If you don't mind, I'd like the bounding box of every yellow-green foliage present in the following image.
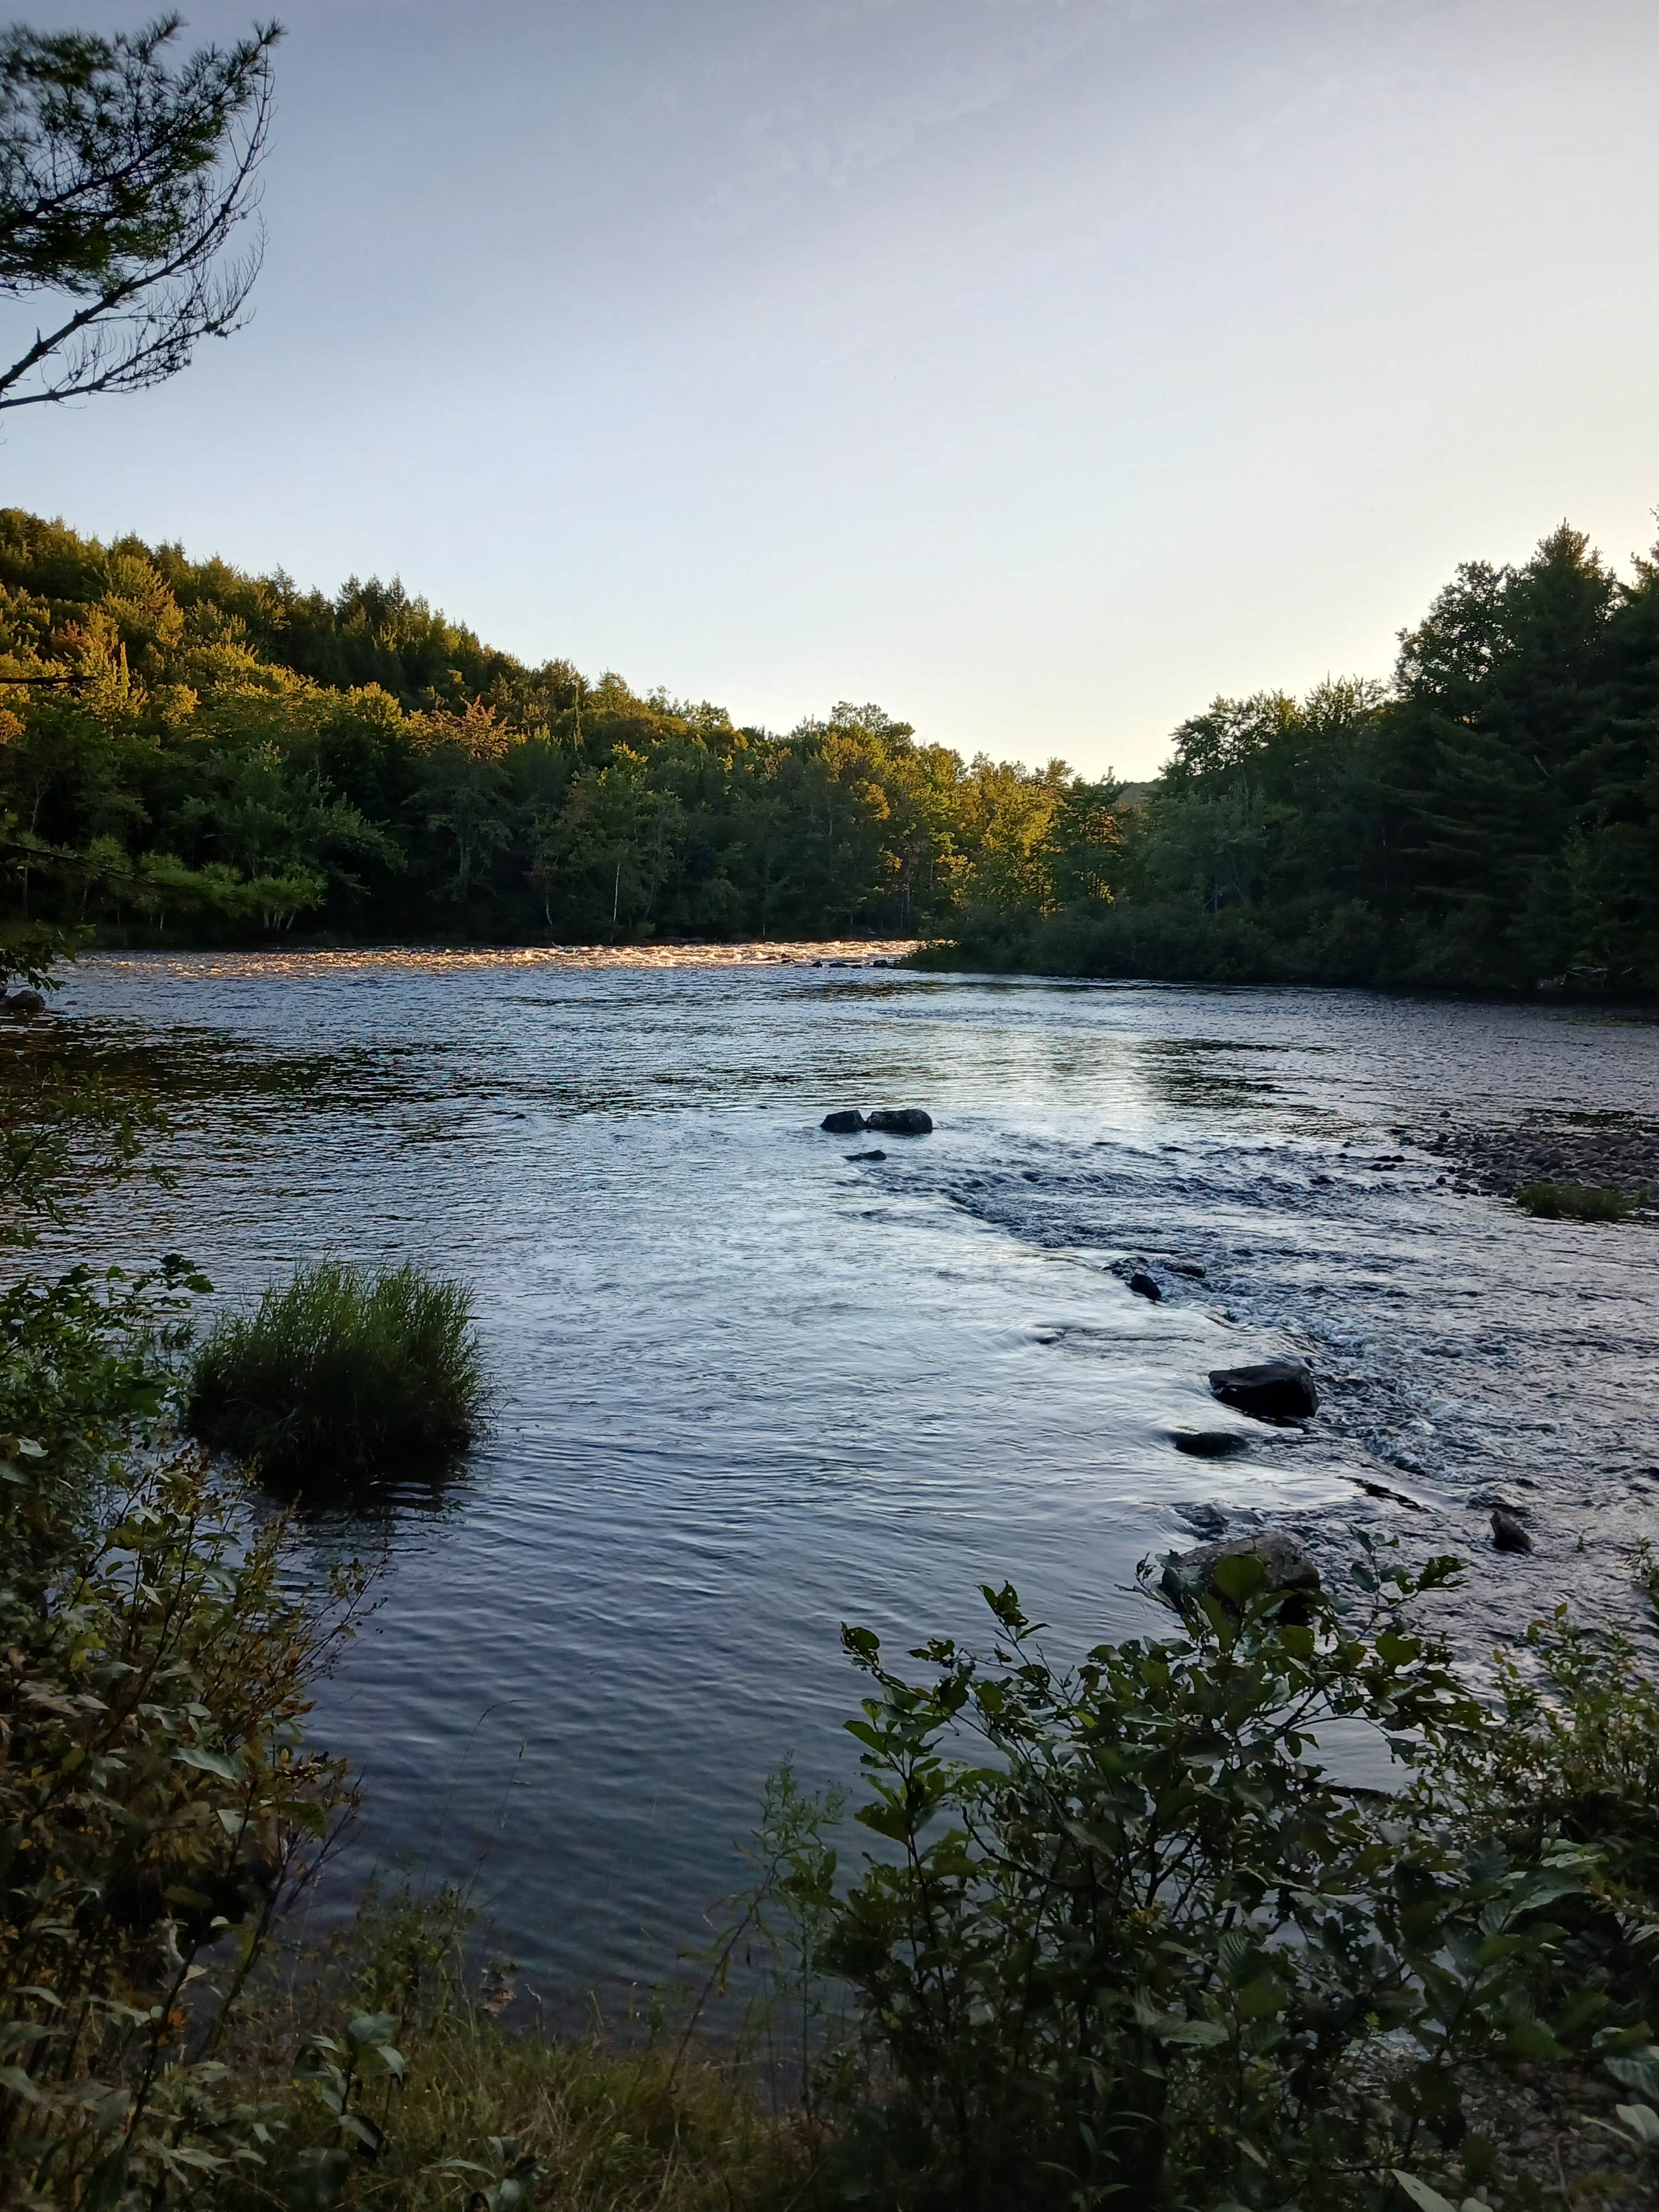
[0,507,1096,946]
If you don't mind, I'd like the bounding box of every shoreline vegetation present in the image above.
[3,508,1658,997]
[2,1005,1658,2209]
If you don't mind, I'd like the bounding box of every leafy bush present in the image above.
[187,1259,487,1484]
[1514,1179,1643,1221]
[815,1545,1656,2211]
[1412,1556,1659,2020]
[0,1444,363,2204]
[1,1038,362,2203]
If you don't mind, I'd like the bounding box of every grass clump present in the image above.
[187,1259,486,1483]
[1515,1178,1643,1221]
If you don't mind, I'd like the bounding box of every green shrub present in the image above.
[187,1260,487,1483]
[813,1545,1655,2212]
[1515,1179,1643,1220]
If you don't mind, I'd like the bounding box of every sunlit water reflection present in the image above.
[39,950,1659,2004]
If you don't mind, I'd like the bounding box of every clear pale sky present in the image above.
[4,0,1657,776]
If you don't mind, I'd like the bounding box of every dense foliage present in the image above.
[0,506,1097,947]
[950,525,1659,991]
[805,1552,1659,2211]
[3,510,1655,983]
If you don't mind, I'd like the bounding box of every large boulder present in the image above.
[2,987,46,1018]
[820,1109,865,1133]
[1208,1356,1318,1422]
[1160,1529,1320,1608]
[866,1107,933,1136]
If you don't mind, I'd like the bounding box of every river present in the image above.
[40,948,1659,2007]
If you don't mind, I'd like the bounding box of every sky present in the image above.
[3,0,1658,777]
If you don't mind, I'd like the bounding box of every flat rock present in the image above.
[820,1109,865,1133]
[866,1107,933,1136]
[845,1148,886,1162]
[1161,1529,1321,1606]
[1208,1355,1318,1422]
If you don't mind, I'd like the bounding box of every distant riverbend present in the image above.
[41,950,1659,2008]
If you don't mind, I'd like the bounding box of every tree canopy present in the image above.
[2,509,1655,989]
[0,12,279,410]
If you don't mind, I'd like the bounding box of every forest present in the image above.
[2,506,1657,991]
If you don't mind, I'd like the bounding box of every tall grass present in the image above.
[1515,1179,1643,1221]
[187,1259,487,1483]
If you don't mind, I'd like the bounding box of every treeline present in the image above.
[3,509,1657,987]
[0,509,1113,945]
[954,522,1659,992]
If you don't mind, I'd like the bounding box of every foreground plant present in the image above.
[1,1035,365,2203]
[818,1542,1654,2211]
[187,1258,487,1486]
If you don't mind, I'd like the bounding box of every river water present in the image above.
[40,949,1659,2006]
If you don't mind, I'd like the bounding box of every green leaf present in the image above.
[1392,2175,1460,2212]
[1504,2018,1566,2061]
[1160,2018,1230,2047]
[1606,2049,1659,2101]
[173,1745,241,1783]
[346,2011,399,2049]
[1234,1975,1285,2022]
[1615,2102,1659,2146]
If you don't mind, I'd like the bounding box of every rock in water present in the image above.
[845,1148,886,1162]
[2,988,46,1018]
[1171,1430,1248,1458]
[820,1109,865,1133]
[1208,1356,1318,1422]
[1491,1508,1534,1554]
[1128,1270,1161,1302]
[1160,1529,1321,1606]
[866,1108,933,1136]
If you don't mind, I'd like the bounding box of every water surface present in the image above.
[44,951,1659,2002]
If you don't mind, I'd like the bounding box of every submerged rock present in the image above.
[866,1107,933,1136]
[1170,1260,1207,1279]
[1171,1430,1249,1458]
[820,1109,865,1133]
[1161,1529,1321,1607]
[1128,1270,1161,1302]
[1208,1355,1318,1422]
[1491,1508,1535,1554]
[845,1148,887,1162]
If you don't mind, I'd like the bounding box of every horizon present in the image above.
[4,0,1657,776]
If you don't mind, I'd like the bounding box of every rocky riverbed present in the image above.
[1396,1109,1659,1203]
